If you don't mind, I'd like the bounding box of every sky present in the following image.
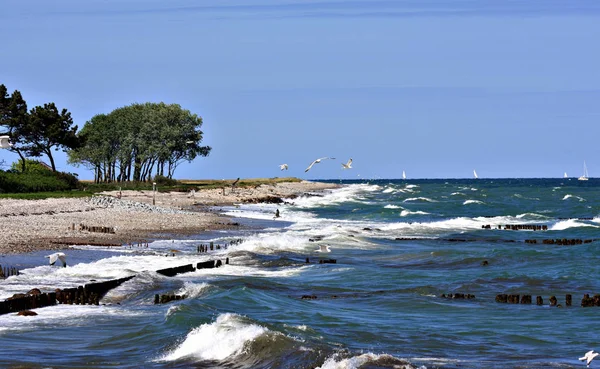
[1,0,600,180]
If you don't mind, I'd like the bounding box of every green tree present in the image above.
[0,84,30,172]
[69,102,210,182]
[20,103,82,172]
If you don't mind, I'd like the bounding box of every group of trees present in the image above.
[68,103,211,183]
[0,84,80,172]
[0,83,211,184]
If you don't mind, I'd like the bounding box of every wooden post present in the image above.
[566,294,572,307]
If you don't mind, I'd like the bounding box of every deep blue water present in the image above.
[1,178,600,368]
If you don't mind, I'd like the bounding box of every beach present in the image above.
[0,180,339,254]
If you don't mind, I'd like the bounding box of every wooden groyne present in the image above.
[0,258,228,315]
[0,265,20,279]
[482,224,548,231]
[493,293,600,307]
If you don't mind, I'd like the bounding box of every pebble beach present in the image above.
[0,180,339,254]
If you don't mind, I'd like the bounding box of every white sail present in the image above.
[578,161,589,181]
[473,170,478,179]
[564,172,568,178]
[402,170,406,180]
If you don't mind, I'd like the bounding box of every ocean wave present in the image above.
[562,194,586,202]
[382,187,395,193]
[516,213,551,220]
[384,204,402,209]
[158,313,268,362]
[450,192,466,196]
[463,200,484,205]
[550,219,599,231]
[176,282,211,299]
[316,353,419,369]
[400,210,429,217]
[403,197,437,203]
[292,184,379,208]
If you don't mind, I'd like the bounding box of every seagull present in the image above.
[0,135,13,149]
[315,244,331,253]
[580,350,599,367]
[279,164,288,171]
[305,157,335,172]
[46,252,67,267]
[341,158,352,169]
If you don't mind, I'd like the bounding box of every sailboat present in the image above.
[402,170,406,180]
[564,172,568,179]
[578,161,589,181]
[473,170,478,179]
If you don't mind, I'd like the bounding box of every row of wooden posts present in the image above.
[197,239,243,253]
[482,224,549,231]
[494,293,600,307]
[77,223,115,234]
[0,265,20,279]
[0,259,228,315]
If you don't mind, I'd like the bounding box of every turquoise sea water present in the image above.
[1,178,600,368]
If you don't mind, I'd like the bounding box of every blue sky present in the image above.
[1,0,600,180]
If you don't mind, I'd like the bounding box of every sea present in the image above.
[1,178,600,369]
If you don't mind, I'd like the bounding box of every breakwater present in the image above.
[0,258,227,315]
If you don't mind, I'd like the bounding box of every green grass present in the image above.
[0,191,95,200]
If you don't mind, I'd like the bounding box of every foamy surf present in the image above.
[463,200,484,205]
[158,313,268,362]
[316,352,420,369]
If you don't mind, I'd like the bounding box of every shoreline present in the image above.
[0,180,340,255]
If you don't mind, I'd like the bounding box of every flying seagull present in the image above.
[580,350,599,367]
[279,164,288,171]
[315,244,331,253]
[0,135,13,149]
[46,252,67,267]
[305,157,335,172]
[341,158,353,169]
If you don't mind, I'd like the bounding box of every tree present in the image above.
[0,84,30,172]
[20,103,82,172]
[69,102,211,182]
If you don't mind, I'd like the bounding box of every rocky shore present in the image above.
[0,180,339,254]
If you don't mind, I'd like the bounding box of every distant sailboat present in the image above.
[563,172,568,178]
[578,161,589,181]
[473,170,478,179]
[402,170,406,180]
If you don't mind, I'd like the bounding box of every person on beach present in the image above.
[274,209,280,218]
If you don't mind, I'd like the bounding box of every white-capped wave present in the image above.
[562,194,586,202]
[382,187,395,193]
[400,210,429,217]
[403,197,437,203]
[316,353,418,369]
[463,200,484,205]
[176,282,211,299]
[384,204,402,209]
[451,192,466,196]
[158,313,268,362]
[291,184,378,209]
[550,219,599,231]
[405,184,419,189]
[516,213,550,220]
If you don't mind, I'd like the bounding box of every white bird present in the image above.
[341,158,353,169]
[279,164,288,171]
[0,135,13,149]
[46,252,67,267]
[315,244,331,252]
[580,350,599,367]
[305,157,335,172]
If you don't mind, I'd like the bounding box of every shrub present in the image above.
[0,170,80,193]
[153,174,179,187]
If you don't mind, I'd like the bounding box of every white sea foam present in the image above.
[0,304,146,335]
[382,187,395,193]
[400,210,429,217]
[405,184,419,189]
[316,353,418,369]
[384,204,402,209]
[516,213,550,220]
[550,219,599,231]
[403,197,437,203]
[158,313,268,362]
[292,184,379,209]
[176,282,211,299]
[463,200,484,205]
[451,192,466,196]
[562,194,586,202]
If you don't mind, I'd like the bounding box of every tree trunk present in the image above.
[46,149,57,172]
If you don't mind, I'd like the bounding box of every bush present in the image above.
[10,159,53,174]
[0,170,80,193]
[154,174,179,187]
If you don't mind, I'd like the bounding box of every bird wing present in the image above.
[347,159,352,166]
[57,254,67,266]
[46,253,58,265]
[305,160,317,172]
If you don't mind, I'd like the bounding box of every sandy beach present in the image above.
[0,180,339,254]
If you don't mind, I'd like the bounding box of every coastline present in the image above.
[0,180,340,254]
